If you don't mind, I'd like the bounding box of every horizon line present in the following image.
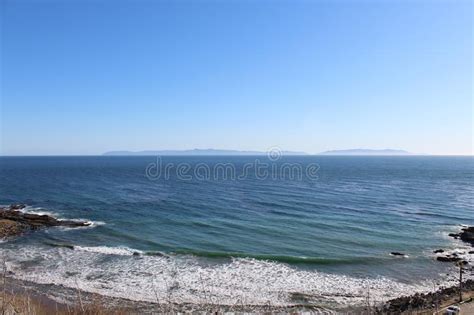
[1,154,474,157]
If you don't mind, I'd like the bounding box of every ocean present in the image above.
[0,156,473,308]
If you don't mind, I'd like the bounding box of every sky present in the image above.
[1,0,472,155]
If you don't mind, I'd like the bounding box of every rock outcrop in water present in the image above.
[0,204,90,238]
[432,226,474,264]
[436,256,462,263]
[390,252,406,257]
[449,226,474,247]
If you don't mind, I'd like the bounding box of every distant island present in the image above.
[103,148,416,156]
[318,149,413,156]
[103,149,308,156]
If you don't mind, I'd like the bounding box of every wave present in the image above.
[74,245,141,256]
[172,249,382,265]
[415,211,473,221]
[68,219,106,227]
[0,244,442,308]
[43,244,385,265]
[45,243,170,257]
[16,205,60,217]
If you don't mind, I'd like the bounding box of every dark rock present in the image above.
[448,227,474,247]
[459,227,474,246]
[45,242,75,250]
[132,252,141,256]
[433,249,444,253]
[469,251,474,254]
[379,280,474,313]
[9,204,26,210]
[436,256,461,262]
[56,243,75,250]
[0,204,91,238]
[390,252,406,256]
[0,211,89,228]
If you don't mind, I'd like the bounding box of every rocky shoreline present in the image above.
[378,225,474,314]
[378,280,474,314]
[430,226,474,264]
[449,226,474,247]
[0,204,90,238]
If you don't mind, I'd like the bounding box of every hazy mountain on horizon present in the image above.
[318,149,414,156]
[103,148,416,156]
[103,149,308,156]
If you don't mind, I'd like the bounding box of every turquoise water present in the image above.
[0,156,473,306]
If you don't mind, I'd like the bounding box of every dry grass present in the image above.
[0,287,129,315]
[0,258,127,315]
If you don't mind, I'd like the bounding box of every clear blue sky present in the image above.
[1,0,472,155]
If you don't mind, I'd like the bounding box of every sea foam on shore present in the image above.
[1,243,449,308]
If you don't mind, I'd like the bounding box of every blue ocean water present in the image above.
[0,156,473,306]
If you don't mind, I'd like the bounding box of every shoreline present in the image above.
[2,277,345,313]
[379,280,474,314]
[2,276,474,314]
[1,203,473,313]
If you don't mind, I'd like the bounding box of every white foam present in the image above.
[438,225,474,265]
[0,245,447,308]
[18,206,60,217]
[74,245,141,256]
[432,248,474,265]
[61,219,106,227]
[88,220,106,227]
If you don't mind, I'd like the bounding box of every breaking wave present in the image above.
[1,244,445,308]
[8,205,105,229]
